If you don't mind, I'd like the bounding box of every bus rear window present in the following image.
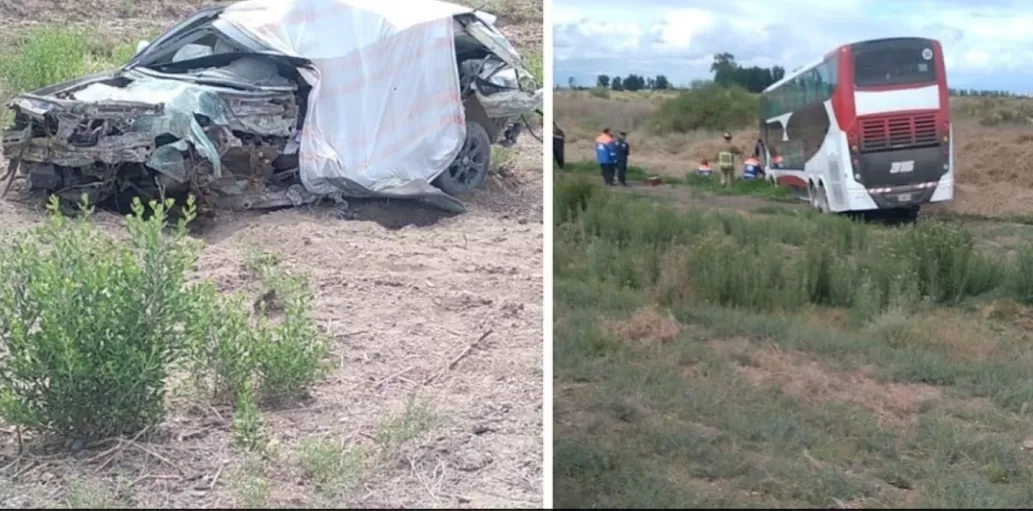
[853,41,937,88]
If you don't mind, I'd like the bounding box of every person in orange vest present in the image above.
[743,154,761,180]
[594,128,618,186]
[696,159,713,177]
[770,150,785,169]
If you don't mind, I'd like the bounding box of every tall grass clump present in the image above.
[185,252,328,404]
[554,175,598,224]
[648,83,758,134]
[554,180,1011,319]
[0,196,201,439]
[1010,243,1033,305]
[0,27,93,93]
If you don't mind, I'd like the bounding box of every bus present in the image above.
[758,37,953,220]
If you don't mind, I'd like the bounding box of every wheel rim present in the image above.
[448,135,487,185]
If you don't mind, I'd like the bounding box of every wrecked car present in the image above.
[1,0,542,214]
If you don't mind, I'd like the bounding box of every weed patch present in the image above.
[555,175,1033,508]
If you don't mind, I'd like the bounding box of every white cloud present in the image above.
[553,0,1033,92]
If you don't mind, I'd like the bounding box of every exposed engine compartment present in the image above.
[1,5,542,214]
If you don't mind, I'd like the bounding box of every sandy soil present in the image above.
[0,0,544,508]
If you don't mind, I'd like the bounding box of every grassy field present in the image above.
[554,87,1033,218]
[559,160,797,202]
[554,174,1033,508]
[0,1,544,508]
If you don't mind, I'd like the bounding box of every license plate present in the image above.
[897,193,912,202]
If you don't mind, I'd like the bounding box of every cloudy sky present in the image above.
[553,0,1033,93]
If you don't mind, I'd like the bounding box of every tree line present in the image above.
[950,88,1027,98]
[578,73,671,91]
[560,52,1024,98]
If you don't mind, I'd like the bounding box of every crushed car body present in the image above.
[1,0,542,213]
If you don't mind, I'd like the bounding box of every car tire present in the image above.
[434,121,491,196]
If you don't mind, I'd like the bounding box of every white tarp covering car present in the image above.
[1,0,542,213]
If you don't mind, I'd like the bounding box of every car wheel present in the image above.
[434,121,491,196]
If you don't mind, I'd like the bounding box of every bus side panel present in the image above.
[808,100,879,213]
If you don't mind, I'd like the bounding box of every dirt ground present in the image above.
[0,0,543,508]
[555,89,1033,218]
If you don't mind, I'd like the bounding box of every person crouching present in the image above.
[743,154,761,181]
[696,159,713,177]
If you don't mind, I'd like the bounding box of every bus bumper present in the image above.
[929,174,954,203]
[843,173,952,210]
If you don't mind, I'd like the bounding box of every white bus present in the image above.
[759,37,954,221]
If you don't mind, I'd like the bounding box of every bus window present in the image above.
[853,39,937,88]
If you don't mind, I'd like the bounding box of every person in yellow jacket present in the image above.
[717,132,742,187]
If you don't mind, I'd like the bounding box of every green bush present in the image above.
[0,196,201,439]
[0,195,328,441]
[648,84,758,134]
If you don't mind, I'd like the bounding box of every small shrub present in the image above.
[185,266,328,404]
[231,382,267,454]
[298,439,364,493]
[183,285,259,401]
[1011,243,1033,305]
[554,175,598,224]
[253,269,328,401]
[895,220,975,304]
[0,196,200,439]
[649,83,758,134]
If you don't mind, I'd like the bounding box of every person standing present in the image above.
[595,128,618,186]
[553,122,566,170]
[717,132,742,187]
[614,131,631,186]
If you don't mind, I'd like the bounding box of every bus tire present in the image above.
[809,183,831,214]
[899,207,919,223]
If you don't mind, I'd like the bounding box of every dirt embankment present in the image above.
[556,89,1033,217]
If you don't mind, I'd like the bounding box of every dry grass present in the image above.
[555,184,1033,508]
[556,89,1033,217]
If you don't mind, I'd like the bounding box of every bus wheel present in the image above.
[898,207,919,223]
[809,183,830,214]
